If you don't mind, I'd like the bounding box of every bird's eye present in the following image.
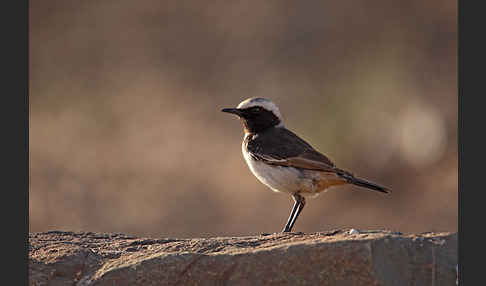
[253,107,262,112]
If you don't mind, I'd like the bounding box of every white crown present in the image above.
[237,98,283,121]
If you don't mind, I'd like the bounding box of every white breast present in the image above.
[242,137,308,195]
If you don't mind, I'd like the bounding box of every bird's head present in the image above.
[222,97,283,134]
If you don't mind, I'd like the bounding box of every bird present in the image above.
[222,97,391,233]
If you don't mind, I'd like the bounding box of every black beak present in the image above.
[221,108,243,117]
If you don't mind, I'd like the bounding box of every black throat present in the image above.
[241,109,281,134]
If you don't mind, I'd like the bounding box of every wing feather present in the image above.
[246,127,336,172]
[250,151,336,172]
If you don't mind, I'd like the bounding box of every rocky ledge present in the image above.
[29,229,457,286]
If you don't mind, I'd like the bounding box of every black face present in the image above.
[222,106,281,133]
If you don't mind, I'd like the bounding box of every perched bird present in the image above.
[222,97,391,233]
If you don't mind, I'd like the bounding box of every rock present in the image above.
[348,228,360,235]
[29,229,457,286]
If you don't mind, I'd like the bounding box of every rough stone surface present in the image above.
[29,229,457,286]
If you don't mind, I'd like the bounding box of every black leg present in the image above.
[287,194,306,232]
[282,193,306,233]
[282,198,300,232]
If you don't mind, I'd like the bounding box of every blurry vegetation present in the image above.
[30,0,457,237]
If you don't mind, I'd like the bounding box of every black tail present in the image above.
[335,169,391,194]
[349,177,391,194]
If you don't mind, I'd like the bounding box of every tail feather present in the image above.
[349,177,391,194]
[335,168,391,194]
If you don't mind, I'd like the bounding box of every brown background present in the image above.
[30,0,457,238]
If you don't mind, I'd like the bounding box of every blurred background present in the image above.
[30,0,457,238]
